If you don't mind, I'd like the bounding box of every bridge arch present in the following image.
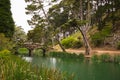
[24,42,46,57]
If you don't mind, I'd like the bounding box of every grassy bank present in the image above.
[49,51,84,60]
[0,50,73,80]
[91,54,120,64]
[49,51,120,64]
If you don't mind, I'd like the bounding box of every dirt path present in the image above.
[66,49,120,56]
[54,45,120,56]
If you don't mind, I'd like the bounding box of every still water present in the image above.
[25,57,120,80]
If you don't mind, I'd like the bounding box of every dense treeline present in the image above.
[0,0,14,37]
[25,0,120,54]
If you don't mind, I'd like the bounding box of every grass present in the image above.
[0,54,74,80]
[91,53,120,64]
[49,51,84,60]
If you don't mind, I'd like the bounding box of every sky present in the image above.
[10,0,32,33]
[10,0,60,33]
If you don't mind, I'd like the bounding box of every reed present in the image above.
[0,55,74,80]
[49,51,84,60]
[91,53,120,64]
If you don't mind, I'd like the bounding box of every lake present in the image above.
[24,57,120,80]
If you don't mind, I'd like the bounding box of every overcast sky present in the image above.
[10,0,60,33]
[10,0,32,33]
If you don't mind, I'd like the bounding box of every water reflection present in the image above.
[50,58,57,69]
[22,57,32,62]
[23,57,120,80]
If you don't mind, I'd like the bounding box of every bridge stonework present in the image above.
[24,42,45,56]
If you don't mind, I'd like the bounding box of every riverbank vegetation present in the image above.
[0,50,74,80]
[49,51,84,60]
[91,54,120,64]
[0,0,120,79]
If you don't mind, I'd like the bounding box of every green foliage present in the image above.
[33,49,43,56]
[114,55,120,64]
[91,26,112,47]
[61,36,74,48]
[0,33,14,51]
[61,34,83,49]
[17,48,29,55]
[49,51,84,60]
[0,49,11,58]
[91,54,99,62]
[0,55,73,80]
[72,40,83,48]
[0,0,15,37]
[13,26,27,42]
[91,54,120,64]
[117,41,120,50]
[78,53,84,60]
[99,54,111,62]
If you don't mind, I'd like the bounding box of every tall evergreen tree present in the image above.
[0,0,15,37]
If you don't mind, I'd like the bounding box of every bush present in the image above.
[117,41,120,50]
[78,53,84,59]
[17,48,29,55]
[91,26,112,47]
[99,54,111,62]
[0,33,14,50]
[61,37,74,48]
[91,54,99,62]
[72,40,83,48]
[49,51,84,60]
[114,55,120,64]
[0,49,11,60]
[33,49,43,56]
[0,49,11,56]
[61,36,83,49]
[91,32,104,47]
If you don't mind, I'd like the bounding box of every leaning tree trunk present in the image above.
[56,34,66,52]
[57,39,66,52]
[78,27,91,55]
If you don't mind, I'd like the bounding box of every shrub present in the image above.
[61,37,74,48]
[0,49,11,56]
[17,48,29,55]
[49,51,84,60]
[117,41,120,50]
[114,55,120,64]
[33,49,43,56]
[0,49,11,60]
[99,54,111,62]
[91,54,99,62]
[91,26,112,47]
[78,53,84,59]
[72,40,83,48]
[0,33,14,50]
[61,36,83,49]
[91,32,104,47]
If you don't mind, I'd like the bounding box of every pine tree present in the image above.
[0,0,15,37]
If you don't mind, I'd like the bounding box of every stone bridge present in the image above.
[24,42,46,56]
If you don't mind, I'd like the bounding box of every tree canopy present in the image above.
[25,0,120,54]
[0,0,15,37]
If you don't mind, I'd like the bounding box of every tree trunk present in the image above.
[56,34,66,52]
[57,39,66,52]
[28,49,32,56]
[78,27,91,55]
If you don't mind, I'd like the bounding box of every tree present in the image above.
[91,0,120,30]
[0,0,15,37]
[58,0,93,55]
[25,0,66,51]
[12,26,27,47]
